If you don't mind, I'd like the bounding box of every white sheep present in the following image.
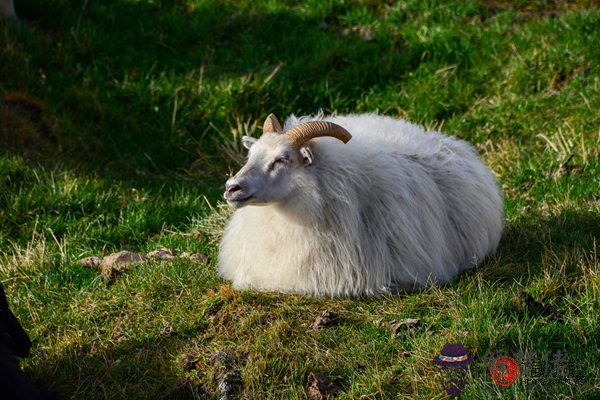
[219,112,504,297]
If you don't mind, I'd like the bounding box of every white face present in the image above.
[223,133,313,209]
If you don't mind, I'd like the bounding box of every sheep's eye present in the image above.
[270,157,288,170]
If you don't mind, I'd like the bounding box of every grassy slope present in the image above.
[1,0,599,399]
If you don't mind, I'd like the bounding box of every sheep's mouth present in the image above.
[227,195,254,208]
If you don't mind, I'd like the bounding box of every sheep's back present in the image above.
[309,114,503,287]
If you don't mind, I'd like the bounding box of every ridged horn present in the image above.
[284,121,352,146]
[263,113,283,134]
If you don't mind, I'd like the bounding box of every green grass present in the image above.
[1,0,599,399]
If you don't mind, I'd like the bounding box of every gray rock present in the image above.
[101,251,148,279]
[204,300,225,318]
[307,311,339,332]
[180,251,211,264]
[78,256,102,269]
[148,248,177,260]
[217,372,243,400]
[390,318,421,338]
[307,372,341,400]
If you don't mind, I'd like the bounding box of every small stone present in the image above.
[147,248,177,260]
[307,311,339,332]
[389,318,421,339]
[101,251,148,279]
[514,291,547,313]
[553,164,584,179]
[307,372,341,400]
[78,256,101,269]
[391,318,420,331]
[353,25,375,41]
[204,300,225,318]
[180,252,211,264]
[514,291,535,305]
[217,372,243,400]
[191,252,211,264]
[514,291,564,322]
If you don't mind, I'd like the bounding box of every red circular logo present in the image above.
[490,356,520,386]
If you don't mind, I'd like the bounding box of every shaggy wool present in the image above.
[219,113,504,297]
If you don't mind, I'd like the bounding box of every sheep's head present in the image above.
[224,114,352,208]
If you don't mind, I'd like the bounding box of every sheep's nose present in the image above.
[226,182,242,195]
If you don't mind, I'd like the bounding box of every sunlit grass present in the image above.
[1,0,599,399]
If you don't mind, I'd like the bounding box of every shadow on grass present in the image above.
[489,208,600,279]
[30,327,209,399]
[3,0,493,183]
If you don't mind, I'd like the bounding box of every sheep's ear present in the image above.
[242,136,257,150]
[300,145,314,166]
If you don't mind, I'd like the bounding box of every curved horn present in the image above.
[263,113,283,134]
[284,121,352,146]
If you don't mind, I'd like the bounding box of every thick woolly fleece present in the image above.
[219,113,504,297]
